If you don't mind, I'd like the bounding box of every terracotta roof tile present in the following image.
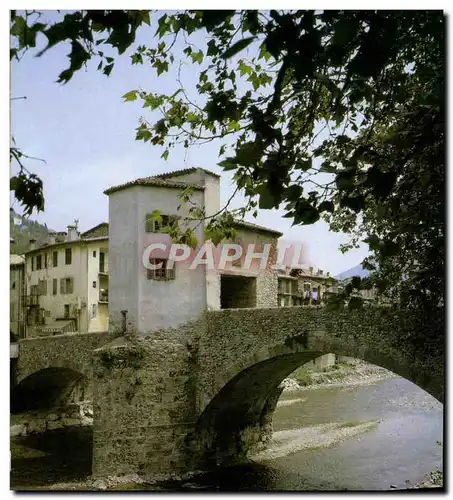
[232,219,283,237]
[104,177,204,195]
[153,167,221,179]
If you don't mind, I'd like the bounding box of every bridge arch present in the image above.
[190,306,444,469]
[11,366,88,414]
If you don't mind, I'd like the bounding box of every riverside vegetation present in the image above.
[281,360,395,392]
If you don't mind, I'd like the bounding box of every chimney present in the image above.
[319,269,323,276]
[67,225,79,242]
[326,271,330,277]
[56,231,67,243]
[48,232,56,245]
[29,239,36,251]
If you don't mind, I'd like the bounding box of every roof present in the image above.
[81,222,109,238]
[232,219,283,237]
[153,167,221,180]
[104,177,205,195]
[291,268,336,281]
[24,236,108,255]
[10,254,25,266]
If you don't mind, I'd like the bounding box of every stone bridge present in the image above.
[11,331,114,413]
[11,306,444,480]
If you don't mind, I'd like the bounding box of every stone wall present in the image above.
[15,331,115,385]
[91,325,201,479]
[255,238,278,308]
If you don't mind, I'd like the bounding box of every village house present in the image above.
[22,223,109,337]
[104,167,282,334]
[277,266,338,306]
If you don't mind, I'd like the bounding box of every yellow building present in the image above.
[23,223,109,337]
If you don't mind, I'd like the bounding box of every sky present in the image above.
[10,11,369,276]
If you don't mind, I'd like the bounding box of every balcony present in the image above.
[98,265,108,277]
[99,289,108,304]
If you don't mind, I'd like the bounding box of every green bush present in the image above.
[293,367,312,386]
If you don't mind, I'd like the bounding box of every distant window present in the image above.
[53,278,57,295]
[65,248,72,265]
[60,277,74,294]
[36,255,42,270]
[145,214,178,233]
[93,281,97,288]
[93,250,97,258]
[64,305,70,318]
[53,251,58,267]
[147,259,175,280]
[91,304,97,318]
[12,282,16,290]
[99,252,105,273]
[31,256,34,271]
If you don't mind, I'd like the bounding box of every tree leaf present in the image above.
[122,90,138,102]
[222,36,256,59]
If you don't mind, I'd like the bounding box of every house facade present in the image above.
[104,167,282,336]
[277,266,338,306]
[22,224,109,337]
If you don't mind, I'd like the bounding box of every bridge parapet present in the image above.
[15,331,116,385]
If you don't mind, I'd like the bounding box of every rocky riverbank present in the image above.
[280,361,396,392]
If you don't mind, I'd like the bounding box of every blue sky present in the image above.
[10,11,368,275]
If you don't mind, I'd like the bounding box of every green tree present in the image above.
[10,10,444,309]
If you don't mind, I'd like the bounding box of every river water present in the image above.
[11,377,443,491]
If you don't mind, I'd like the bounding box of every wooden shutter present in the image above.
[145,214,155,233]
[60,278,65,294]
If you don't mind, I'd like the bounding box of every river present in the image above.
[10,377,443,491]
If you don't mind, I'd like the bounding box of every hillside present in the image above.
[335,263,370,281]
[10,210,52,255]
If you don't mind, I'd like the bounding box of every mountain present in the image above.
[10,209,52,255]
[335,263,370,281]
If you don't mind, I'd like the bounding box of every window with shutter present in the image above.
[145,214,178,233]
[53,278,57,295]
[53,251,58,267]
[60,278,65,294]
[147,259,175,280]
[65,248,72,265]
